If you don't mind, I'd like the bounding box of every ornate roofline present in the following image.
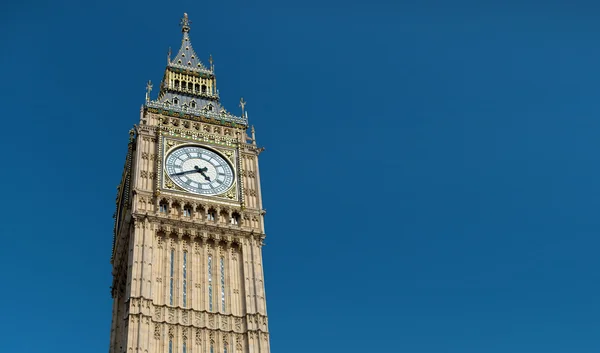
[145,102,248,126]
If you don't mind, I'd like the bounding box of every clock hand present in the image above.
[171,169,199,176]
[194,165,211,181]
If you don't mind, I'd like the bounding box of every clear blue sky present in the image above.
[1,1,600,352]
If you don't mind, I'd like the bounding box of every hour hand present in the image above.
[194,165,211,181]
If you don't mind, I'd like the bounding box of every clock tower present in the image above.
[109,13,271,353]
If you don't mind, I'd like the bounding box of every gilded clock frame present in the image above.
[157,135,240,201]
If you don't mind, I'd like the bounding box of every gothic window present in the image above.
[207,104,213,111]
[210,344,214,353]
[174,80,180,89]
[220,257,226,311]
[183,342,187,353]
[183,251,188,307]
[195,84,200,92]
[159,202,168,213]
[224,343,228,353]
[173,97,179,105]
[207,209,216,221]
[230,213,240,225]
[183,206,192,217]
[201,85,207,93]
[188,82,193,90]
[169,249,174,305]
[208,255,213,311]
[190,101,196,108]
[169,339,173,353]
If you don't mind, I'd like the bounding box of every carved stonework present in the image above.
[195,328,202,345]
[236,334,242,344]
[182,328,188,340]
[195,311,203,326]
[154,324,161,340]
[221,317,228,330]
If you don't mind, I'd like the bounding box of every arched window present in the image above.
[173,97,179,105]
[190,101,196,108]
[195,84,200,92]
[174,80,180,89]
[159,201,168,213]
[207,209,216,221]
[188,82,193,91]
[201,85,207,93]
[230,212,241,225]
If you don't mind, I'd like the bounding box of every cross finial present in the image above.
[145,80,153,102]
[209,54,214,71]
[180,13,191,32]
[239,97,246,116]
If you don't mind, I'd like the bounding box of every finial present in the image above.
[251,125,256,145]
[167,47,171,64]
[180,13,191,33]
[145,80,153,102]
[209,54,214,71]
[129,128,135,142]
[239,97,246,117]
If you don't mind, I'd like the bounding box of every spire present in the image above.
[168,13,208,72]
[239,97,246,117]
[145,13,248,128]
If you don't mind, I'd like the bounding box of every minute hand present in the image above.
[171,169,199,176]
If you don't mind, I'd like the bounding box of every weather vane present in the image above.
[180,13,191,32]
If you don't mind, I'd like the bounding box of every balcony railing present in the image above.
[171,86,219,99]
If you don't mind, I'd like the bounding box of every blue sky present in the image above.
[2,1,600,352]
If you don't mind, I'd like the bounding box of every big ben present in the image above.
[110,13,271,353]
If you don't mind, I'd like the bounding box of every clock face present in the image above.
[165,145,235,195]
